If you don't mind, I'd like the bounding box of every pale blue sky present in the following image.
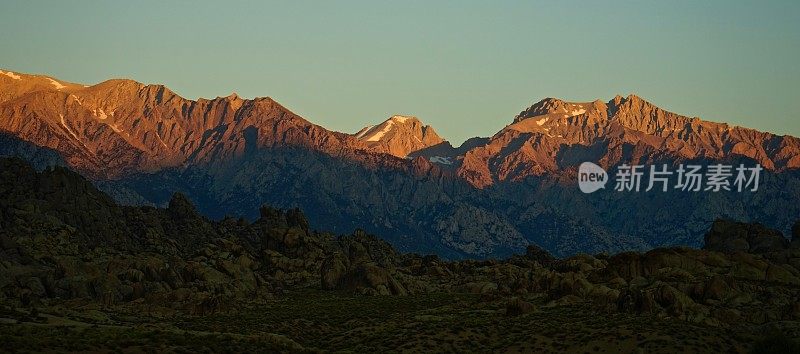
[1,0,798,144]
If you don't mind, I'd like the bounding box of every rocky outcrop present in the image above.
[524,244,556,266]
[704,219,791,254]
[2,157,800,333]
[0,157,330,307]
[319,230,413,295]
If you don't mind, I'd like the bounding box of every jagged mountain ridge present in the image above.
[451,95,800,187]
[2,69,798,183]
[1,69,799,259]
[0,69,429,179]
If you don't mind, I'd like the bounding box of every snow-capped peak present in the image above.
[364,120,395,142]
[353,115,446,157]
[355,115,419,142]
[390,115,414,123]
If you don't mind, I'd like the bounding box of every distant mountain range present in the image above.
[2,68,799,258]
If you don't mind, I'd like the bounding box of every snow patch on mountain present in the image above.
[391,115,410,123]
[1,70,21,80]
[48,78,66,90]
[107,123,123,133]
[93,108,108,120]
[354,125,374,139]
[366,121,394,142]
[156,132,168,148]
[59,114,85,147]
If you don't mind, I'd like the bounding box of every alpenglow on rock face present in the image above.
[2,69,799,259]
[454,95,800,188]
[353,115,445,158]
[0,70,375,179]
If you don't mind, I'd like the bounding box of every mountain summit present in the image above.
[456,94,800,187]
[0,69,368,178]
[353,115,445,157]
[2,69,799,259]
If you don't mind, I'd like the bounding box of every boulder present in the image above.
[703,275,733,302]
[336,263,407,295]
[461,281,498,294]
[606,252,643,279]
[19,276,47,298]
[167,193,200,220]
[525,244,555,265]
[654,284,698,318]
[506,297,534,316]
[730,252,769,281]
[120,269,145,283]
[765,264,800,285]
[286,208,309,230]
[320,253,347,290]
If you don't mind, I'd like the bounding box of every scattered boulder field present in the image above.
[1,157,799,352]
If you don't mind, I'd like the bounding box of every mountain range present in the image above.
[1,68,799,258]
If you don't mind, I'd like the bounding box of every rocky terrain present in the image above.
[449,95,800,188]
[1,157,800,352]
[1,69,799,260]
[0,70,420,179]
[0,132,65,170]
[353,115,445,158]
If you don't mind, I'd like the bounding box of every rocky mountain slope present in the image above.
[444,95,800,187]
[0,69,402,179]
[4,69,798,183]
[0,132,65,170]
[353,115,445,158]
[1,157,799,352]
[1,69,799,259]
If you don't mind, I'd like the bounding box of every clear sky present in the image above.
[1,0,798,144]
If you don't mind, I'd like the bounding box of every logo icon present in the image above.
[578,162,608,193]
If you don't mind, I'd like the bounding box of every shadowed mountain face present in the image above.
[1,69,799,258]
[2,156,800,352]
[0,132,66,170]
